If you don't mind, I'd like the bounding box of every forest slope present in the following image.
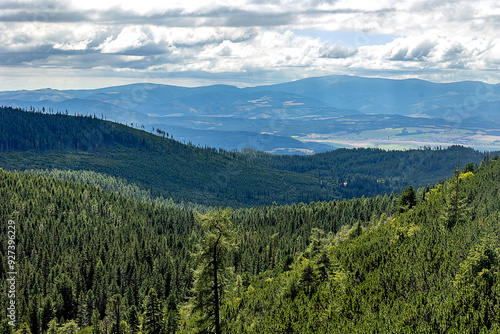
[0,106,489,207]
[0,107,332,207]
[0,167,396,333]
[212,156,500,333]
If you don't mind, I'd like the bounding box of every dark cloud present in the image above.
[0,51,51,65]
[0,1,393,29]
[0,44,57,65]
[0,10,89,23]
[389,47,409,61]
[32,52,178,71]
[409,40,434,59]
[222,10,296,27]
[0,40,177,70]
[0,1,87,23]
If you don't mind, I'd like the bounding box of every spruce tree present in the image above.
[397,185,416,213]
[15,323,32,334]
[443,167,468,229]
[91,310,101,334]
[105,294,124,334]
[187,208,238,334]
[164,295,179,334]
[127,306,139,334]
[0,319,14,334]
[142,289,162,334]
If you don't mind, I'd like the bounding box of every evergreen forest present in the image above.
[0,107,489,207]
[1,106,500,333]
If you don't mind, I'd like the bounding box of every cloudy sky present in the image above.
[1,0,499,90]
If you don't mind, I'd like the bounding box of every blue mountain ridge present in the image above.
[1,75,500,153]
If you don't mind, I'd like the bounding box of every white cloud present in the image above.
[0,0,499,90]
[319,43,358,59]
[97,26,150,53]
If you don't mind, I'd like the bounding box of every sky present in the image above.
[1,0,499,90]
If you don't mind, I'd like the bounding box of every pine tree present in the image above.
[59,320,79,334]
[47,319,58,334]
[76,291,88,328]
[398,185,417,213]
[127,306,139,334]
[164,295,179,334]
[39,296,56,333]
[142,289,162,334]
[442,167,468,229]
[0,319,14,334]
[28,297,40,334]
[15,323,31,334]
[91,310,101,334]
[105,294,125,334]
[187,208,238,334]
[85,290,96,328]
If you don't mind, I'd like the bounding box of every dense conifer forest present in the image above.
[1,106,500,333]
[0,106,489,207]
[210,158,500,333]
[0,167,396,333]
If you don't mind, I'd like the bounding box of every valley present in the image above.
[295,126,500,151]
[3,0,500,332]
[1,76,500,333]
[2,75,499,154]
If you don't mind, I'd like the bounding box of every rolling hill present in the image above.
[0,106,491,207]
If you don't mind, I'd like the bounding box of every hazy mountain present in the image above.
[2,75,500,152]
[255,75,500,116]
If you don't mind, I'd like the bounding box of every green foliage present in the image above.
[0,166,396,334]
[184,209,238,334]
[397,185,416,213]
[442,168,470,229]
[126,306,139,334]
[0,107,335,207]
[0,320,14,334]
[90,310,101,334]
[142,289,162,334]
[58,320,79,334]
[454,239,498,288]
[239,145,487,198]
[1,107,498,333]
[0,107,489,207]
[47,319,58,334]
[105,295,125,334]
[217,155,500,333]
[164,295,179,334]
[14,324,31,334]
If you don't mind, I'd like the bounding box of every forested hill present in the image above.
[0,166,396,334]
[239,145,488,191]
[2,142,500,333]
[0,106,333,207]
[0,106,490,207]
[213,156,500,333]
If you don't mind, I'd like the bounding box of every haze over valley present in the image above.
[2,75,500,154]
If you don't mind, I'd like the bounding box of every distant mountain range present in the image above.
[2,75,500,153]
